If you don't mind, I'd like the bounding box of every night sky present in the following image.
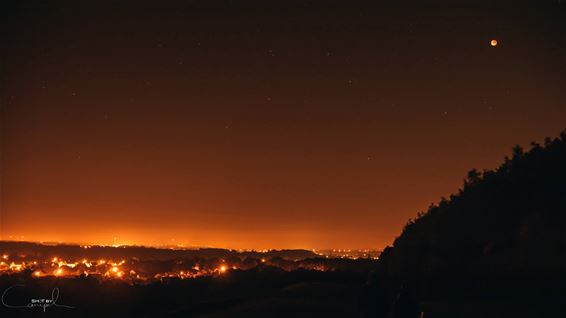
[1,0,565,249]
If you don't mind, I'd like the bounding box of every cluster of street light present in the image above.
[0,253,238,282]
[0,248,380,283]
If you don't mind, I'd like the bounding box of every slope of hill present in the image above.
[363,130,566,317]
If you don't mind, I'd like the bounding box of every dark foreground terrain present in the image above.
[0,268,366,318]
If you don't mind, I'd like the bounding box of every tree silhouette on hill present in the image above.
[362,129,566,317]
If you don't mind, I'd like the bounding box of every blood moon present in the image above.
[490,39,498,47]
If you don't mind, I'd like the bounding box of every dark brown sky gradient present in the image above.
[1,0,565,249]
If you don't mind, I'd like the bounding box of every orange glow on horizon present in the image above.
[0,230,386,251]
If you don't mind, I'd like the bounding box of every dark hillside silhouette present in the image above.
[362,129,566,317]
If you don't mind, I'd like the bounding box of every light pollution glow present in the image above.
[2,1,564,251]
